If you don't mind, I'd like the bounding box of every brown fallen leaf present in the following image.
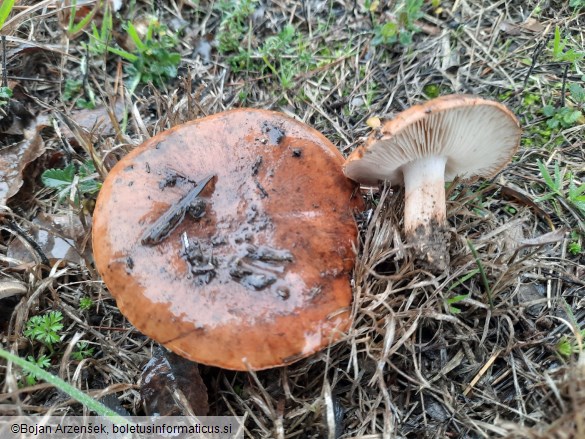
[7,212,90,265]
[499,21,523,36]
[516,228,569,248]
[499,18,545,36]
[140,347,209,416]
[58,101,125,144]
[0,118,46,205]
[520,18,546,33]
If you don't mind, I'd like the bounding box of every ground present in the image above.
[0,0,584,438]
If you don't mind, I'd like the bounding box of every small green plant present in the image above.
[84,8,180,91]
[570,0,585,9]
[568,241,582,255]
[568,231,583,255]
[549,26,583,64]
[536,160,585,218]
[423,84,440,99]
[542,83,585,130]
[79,296,94,311]
[568,83,585,102]
[256,24,317,89]
[503,204,517,215]
[85,6,114,56]
[217,0,256,56]
[520,92,564,148]
[557,329,585,356]
[556,302,584,357]
[23,354,51,386]
[121,19,181,91]
[62,79,95,109]
[444,268,480,314]
[0,86,12,108]
[72,342,94,361]
[41,159,101,205]
[216,1,321,90]
[24,311,64,348]
[63,79,83,102]
[372,0,424,46]
[542,105,582,129]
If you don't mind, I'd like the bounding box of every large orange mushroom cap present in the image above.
[93,109,363,371]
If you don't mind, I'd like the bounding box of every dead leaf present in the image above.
[58,101,125,143]
[7,212,90,265]
[500,18,545,35]
[502,218,526,253]
[516,284,546,317]
[520,18,545,33]
[0,119,46,205]
[499,21,522,36]
[140,347,209,416]
[516,228,568,248]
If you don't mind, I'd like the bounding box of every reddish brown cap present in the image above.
[93,109,363,371]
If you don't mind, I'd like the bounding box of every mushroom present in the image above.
[92,109,363,371]
[343,95,521,271]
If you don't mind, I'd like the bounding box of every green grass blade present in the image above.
[467,240,493,310]
[67,0,77,32]
[0,347,124,419]
[0,0,15,30]
[537,160,560,194]
[447,268,480,292]
[107,46,139,62]
[126,22,147,52]
[69,1,97,35]
[553,26,563,59]
[569,180,585,197]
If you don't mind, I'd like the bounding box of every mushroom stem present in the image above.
[402,155,449,270]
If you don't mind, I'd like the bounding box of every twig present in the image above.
[560,63,569,108]
[522,35,551,90]
[4,218,50,267]
[1,36,7,87]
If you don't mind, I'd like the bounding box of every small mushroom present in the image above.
[343,95,521,271]
[93,109,363,371]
